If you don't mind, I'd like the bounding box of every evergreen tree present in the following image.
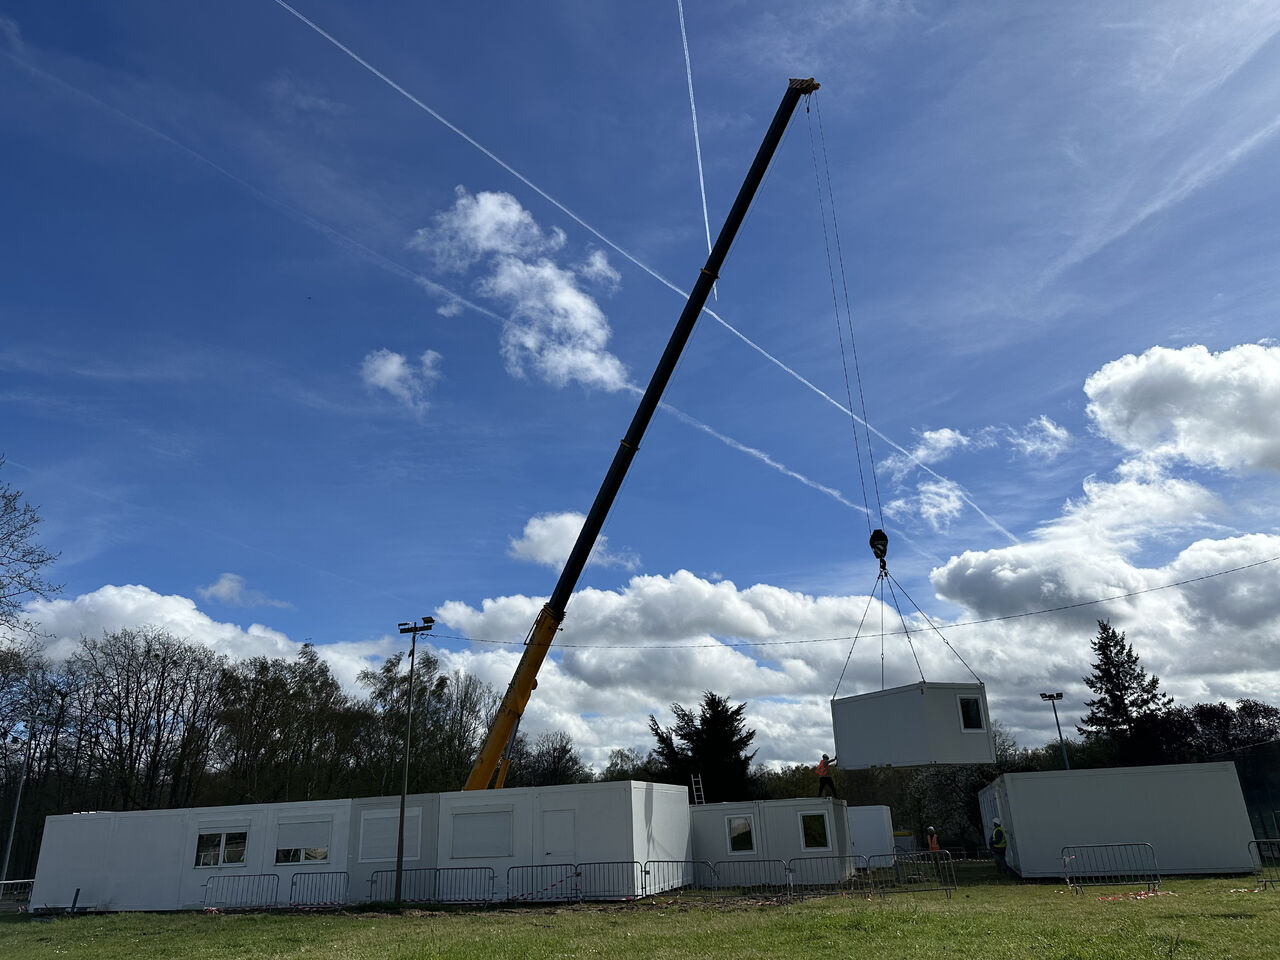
[1077,620,1172,758]
[648,691,757,802]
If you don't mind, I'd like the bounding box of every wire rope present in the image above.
[888,572,982,683]
[807,99,873,531]
[832,580,879,699]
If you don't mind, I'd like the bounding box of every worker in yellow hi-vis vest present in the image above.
[990,818,1010,877]
[816,753,838,798]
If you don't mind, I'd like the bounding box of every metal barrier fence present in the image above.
[368,867,495,904]
[709,859,790,896]
[577,861,645,900]
[642,859,719,897]
[506,863,579,903]
[204,873,280,910]
[867,851,957,899]
[1061,843,1160,893]
[290,871,349,907]
[788,855,873,897]
[1249,840,1280,889]
[0,879,33,910]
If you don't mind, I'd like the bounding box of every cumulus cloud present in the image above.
[411,188,628,393]
[412,186,565,272]
[360,348,442,414]
[1085,343,1280,472]
[24,584,392,692]
[507,512,640,571]
[198,573,292,609]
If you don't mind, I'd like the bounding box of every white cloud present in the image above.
[576,249,621,291]
[412,186,565,272]
[1085,343,1280,472]
[198,572,292,609]
[1007,415,1072,460]
[507,512,640,571]
[24,584,391,692]
[360,348,442,415]
[886,477,968,532]
[411,188,628,393]
[881,427,972,480]
[483,257,627,391]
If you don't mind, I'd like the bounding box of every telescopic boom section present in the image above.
[464,78,820,790]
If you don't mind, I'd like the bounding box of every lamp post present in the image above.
[393,617,433,906]
[1040,692,1070,770]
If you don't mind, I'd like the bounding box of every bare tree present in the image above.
[0,457,59,639]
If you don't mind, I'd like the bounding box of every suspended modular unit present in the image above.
[977,762,1255,878]
[831,681,996,768]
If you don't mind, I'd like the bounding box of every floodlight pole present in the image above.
[394,617,434,905]
[1,723,33,883]
[1040,692,1069,770]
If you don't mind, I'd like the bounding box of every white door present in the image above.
[542,808,576,862]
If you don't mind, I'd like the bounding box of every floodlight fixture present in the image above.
[1038,691,1070,769]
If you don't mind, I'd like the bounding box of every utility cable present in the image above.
[424,553,1280,650]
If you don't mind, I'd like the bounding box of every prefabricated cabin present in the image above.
[977,762,1256,878]
[831,681,996,768]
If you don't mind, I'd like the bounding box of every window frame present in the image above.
[724,814,756,856]
[956,694,987,733]
[193,829,249,869]
[797,810,833,853]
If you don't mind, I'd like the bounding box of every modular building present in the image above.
[845,804,894,859]
[29,780,690,911]
[831,681,996,768]
[688,797,849,888]
[977,762,1256,878]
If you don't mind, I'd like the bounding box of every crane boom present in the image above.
[464,77,820,790]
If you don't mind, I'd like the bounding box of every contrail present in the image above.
[269,1,1019,544]
[675,0,714,298]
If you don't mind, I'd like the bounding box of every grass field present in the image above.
[3,874,1276,960]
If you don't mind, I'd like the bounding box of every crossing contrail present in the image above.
[675,0,715,298]
[269,1,1018,545]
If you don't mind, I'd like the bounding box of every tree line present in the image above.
[0,628,595,878]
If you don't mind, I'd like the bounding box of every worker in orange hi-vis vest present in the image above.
[816,753,838,797]
[926,826,941,853]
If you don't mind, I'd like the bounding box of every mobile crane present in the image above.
[465,78,821,790]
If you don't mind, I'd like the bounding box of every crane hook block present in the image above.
[869,529,889,561]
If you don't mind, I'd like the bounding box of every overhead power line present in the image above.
[426,553,1280,650]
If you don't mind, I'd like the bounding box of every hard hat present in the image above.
[993,818,1002,826]
[926,826,935,832]
[822,753,829,759]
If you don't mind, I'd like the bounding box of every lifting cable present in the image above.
[810,97,981,698]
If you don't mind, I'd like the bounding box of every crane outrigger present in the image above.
[465,78,821,790]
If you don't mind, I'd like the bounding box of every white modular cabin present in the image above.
[977,762,1256,878]
[689,798,849,887]
[29,798,355,912]
[436,780,691,899]
[29,781,690,911]
[831,681,996,768]
[845,805,895,859]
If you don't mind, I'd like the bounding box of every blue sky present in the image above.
[4,1,1279,769]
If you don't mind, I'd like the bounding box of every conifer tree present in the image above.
[1077,619,1173,742]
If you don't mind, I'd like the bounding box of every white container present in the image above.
[845,804,895,859]
[977,762,1256,878]
[831,681,996,768]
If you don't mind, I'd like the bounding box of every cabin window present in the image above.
[275,819,331,865]
[194,830,247,867]
[800,813,831,850]
[958,696,985,731]
[726,816,755,854]
[359,808,420,862]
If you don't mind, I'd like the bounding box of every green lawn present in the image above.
[3,875,1276,960]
